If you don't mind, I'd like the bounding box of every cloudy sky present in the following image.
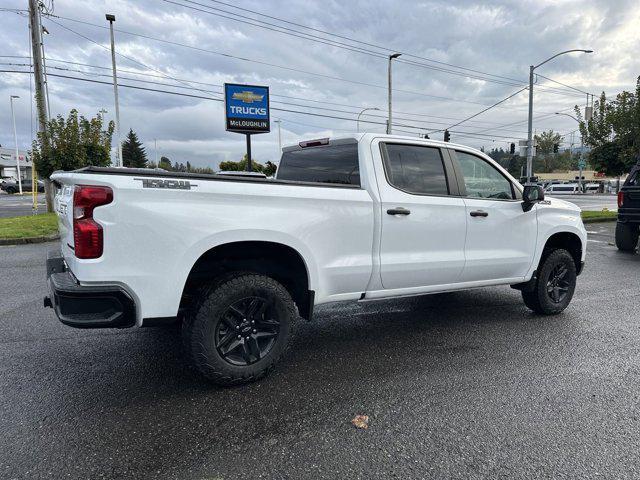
[1,0,639,169]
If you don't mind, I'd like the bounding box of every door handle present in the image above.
[470,210,488,217]
[387,207,411,216]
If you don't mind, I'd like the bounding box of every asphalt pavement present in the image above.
[0,192,47,218]
[1,222,639,479]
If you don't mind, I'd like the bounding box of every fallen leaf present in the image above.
[351,415,369,429]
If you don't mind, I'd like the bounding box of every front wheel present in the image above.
[615,222,639,252]
[522,249,577,315]
[183,273,296,386]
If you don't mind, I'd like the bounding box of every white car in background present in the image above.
[545,183,580,195]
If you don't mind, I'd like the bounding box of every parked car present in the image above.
[583,183,601,193]
[45,134,587,385]
[545,183,580,195]
[0,179,45,194]
[615,156,640,252]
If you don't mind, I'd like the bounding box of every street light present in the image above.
[10,95,22,194]
[387,53,401,134]
[525,49,593,182]
[555,111,586,192]
[106,13,122,167]
[274,119,282,154]
[357,107,380,133]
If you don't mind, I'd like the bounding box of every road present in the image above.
[549,193,618,212]
[0,193,47,218]
[1,222,639,479]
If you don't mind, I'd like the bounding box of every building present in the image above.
[0,147,33,181]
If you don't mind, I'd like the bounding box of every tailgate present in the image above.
[53,180,75,255]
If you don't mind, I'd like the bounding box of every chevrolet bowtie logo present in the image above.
[232,91,264,103]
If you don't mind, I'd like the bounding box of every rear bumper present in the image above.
[44,250,136,329]
[618,208,640,224]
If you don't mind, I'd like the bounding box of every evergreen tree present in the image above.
[122,129,148,168]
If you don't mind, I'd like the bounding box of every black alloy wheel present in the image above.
[215,296,280,366]
[546,263,570,303]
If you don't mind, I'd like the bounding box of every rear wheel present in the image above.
[183,273,295,386]
[615,222,639,252]
[5,186,16,194]
[522,249,577,315]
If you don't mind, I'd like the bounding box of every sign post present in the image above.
[224,83,270,172]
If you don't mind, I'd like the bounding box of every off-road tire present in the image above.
[182,273,295,386]
[615,222,639,252]
[522,249,577,315]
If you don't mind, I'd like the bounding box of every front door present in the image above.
[451,149,537,282]
[377,142,467,290]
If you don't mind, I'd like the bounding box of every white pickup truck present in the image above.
[46,134,587,385]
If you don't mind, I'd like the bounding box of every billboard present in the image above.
[224,83,270,134]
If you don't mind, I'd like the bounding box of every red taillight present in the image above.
[618,191,624,208]
[73,185,113,259]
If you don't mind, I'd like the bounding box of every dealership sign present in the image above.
[224,83,270,134]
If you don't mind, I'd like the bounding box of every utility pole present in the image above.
[106,14,122,167]
[29,0,51,210]
[387,53,401,134]
[154,138,158,166]
[274,119,282,154]
[29,0,48,136]
[10,96,22,194]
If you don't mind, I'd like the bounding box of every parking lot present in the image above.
[1,222,639,479]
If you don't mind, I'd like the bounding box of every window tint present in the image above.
[276,143,359,185]
[382,144,448,195]
[456,151,514,200]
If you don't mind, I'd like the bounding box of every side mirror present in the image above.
[522,185,544,212]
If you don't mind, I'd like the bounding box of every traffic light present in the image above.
[444,130,450,142]
[510,143,515,154]
[553,143,559,153]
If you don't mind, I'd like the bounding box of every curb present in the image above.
[0,234,60,246]
[582,217,617,224]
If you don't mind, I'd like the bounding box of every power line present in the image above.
[430,87,529,134]
[535,73,593,96]
[42,13,583,113]
[39,56,535,129]
[0,68,521,140]
[24,60,534,134]
[167,0,585,98]
[45,16,205,93]
[202,0,575,92]
[167,0,524,89]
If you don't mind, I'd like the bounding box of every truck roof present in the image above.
[284,133,475,153]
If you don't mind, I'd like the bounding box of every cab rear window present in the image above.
[276,144,360,186]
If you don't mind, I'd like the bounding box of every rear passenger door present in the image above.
[451,149,537,282]
[376,141,467,289]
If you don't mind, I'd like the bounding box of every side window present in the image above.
[277,143,360,185]
[455,151,515,200]
[382,144,449,195]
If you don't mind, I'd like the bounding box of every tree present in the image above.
[158,156,172,170]
[219,154,277,176]
[534,130,563,173]
[122,129,148,168]
[32,109,114,211]
[577,77,640,176]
